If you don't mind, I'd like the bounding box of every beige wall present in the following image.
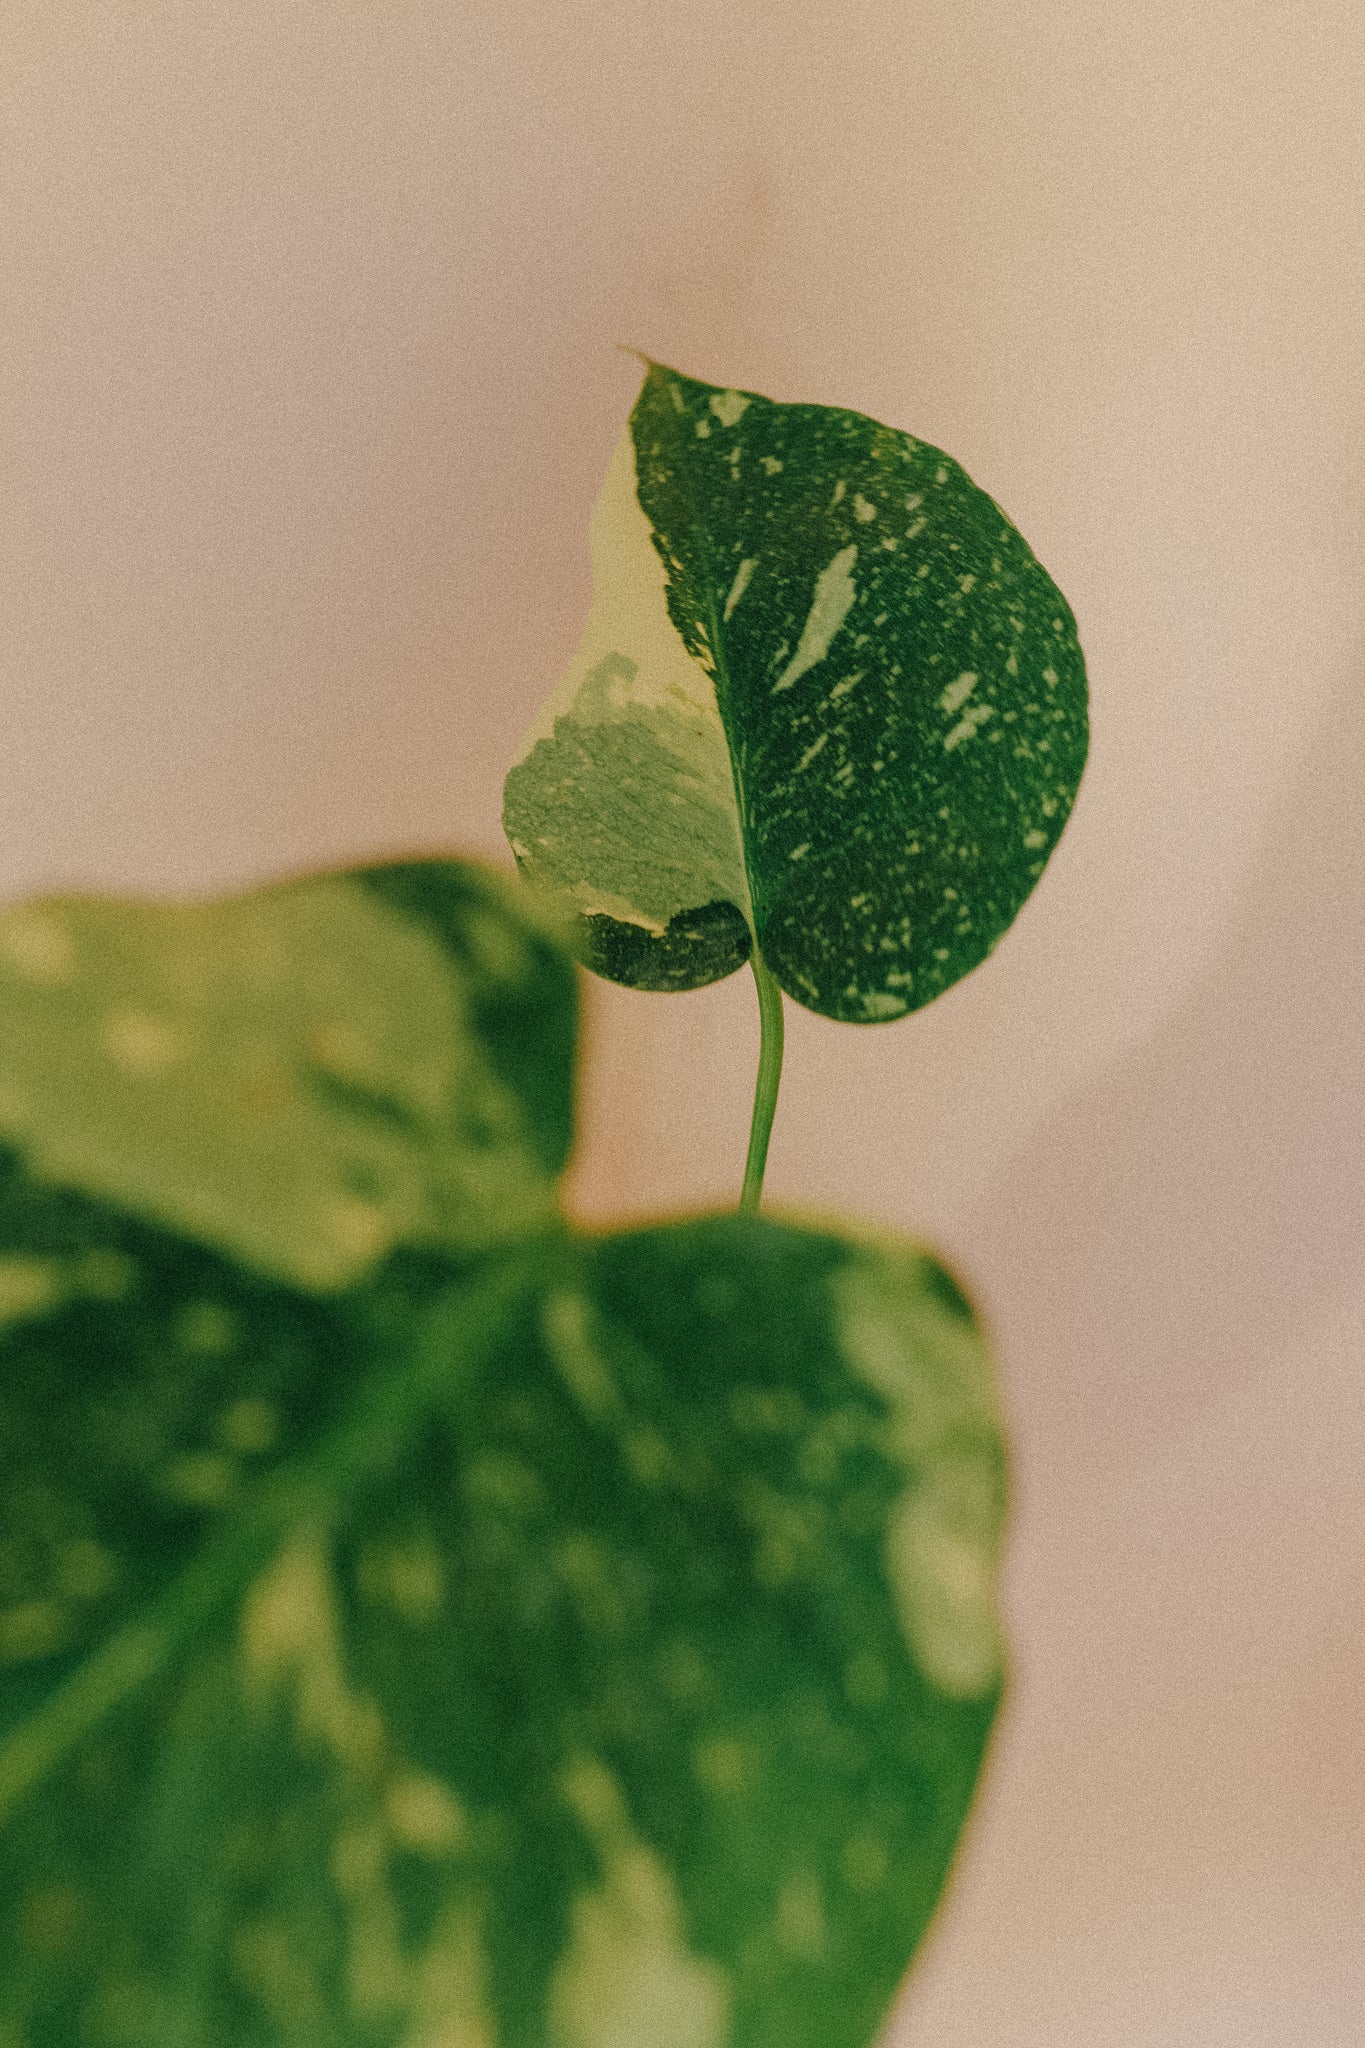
[4,3,1363,2039]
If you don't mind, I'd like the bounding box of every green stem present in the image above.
[0,1245,552,1830]
[739,948,785,1214]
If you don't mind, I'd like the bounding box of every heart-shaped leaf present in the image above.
[0,1171,1003,2048]
[504,361,1087,1020]
[0,861,576,1292]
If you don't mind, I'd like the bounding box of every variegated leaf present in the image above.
[504,361,1087,1021]
[0,861,576,1292]
[0,1185,1003,2048]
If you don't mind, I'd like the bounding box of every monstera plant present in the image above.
[0,362,1085,2047]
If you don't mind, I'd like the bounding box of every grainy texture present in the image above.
[0,1192,1002,2048]
[505,363,1088,1020]
[0,861,1004,2045]
[0,861,574,1291]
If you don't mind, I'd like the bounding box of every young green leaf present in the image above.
[0,860,576,1292]
[504,361,1088,1021]
[0,1185,1003,2048]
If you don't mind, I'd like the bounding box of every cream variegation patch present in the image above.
[242,1539,495,2039]
[831,1255,1004,1698]
[549,1756,729,2048]
[504,428,752,938]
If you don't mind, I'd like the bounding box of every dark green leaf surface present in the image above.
[504,362,1087,1020]
[0,861,576,1292]
[0,1185,1004,2048]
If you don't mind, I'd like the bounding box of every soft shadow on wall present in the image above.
[894,644,1365,2047]
[971,636,1365,1477]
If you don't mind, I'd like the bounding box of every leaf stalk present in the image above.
[740,947,785,1214]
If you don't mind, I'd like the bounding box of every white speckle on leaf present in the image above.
[1023,828,1047,849]
[828,671,863,702]
[788,843,810,862]
[761,455,782,476]
[243,1540,385,1767]
[935,464,949,483]
[386,1772,467,1854]
[853,493,877,523]
[722,557,757,622]
[959,573,976,593]
[709,389,749,428]
[944,704,994,750]
[543,1290,619,1421]
[830,480,846,506]
[794,732,829,773]
[939,672,978,715]
[772,547,858,694]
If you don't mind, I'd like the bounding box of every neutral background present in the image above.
[4,3,1363,2039]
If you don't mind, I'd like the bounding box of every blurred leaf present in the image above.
[0,861,575,1292]
[354,860,578,1183]
[0,1192,1003,2048]
[504,360,1087,1020]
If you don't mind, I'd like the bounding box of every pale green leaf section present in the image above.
[0,877,555,1291]
[504,429,751,938]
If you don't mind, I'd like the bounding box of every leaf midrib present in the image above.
[0,1244,554,1830]
[640,376,761,947]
